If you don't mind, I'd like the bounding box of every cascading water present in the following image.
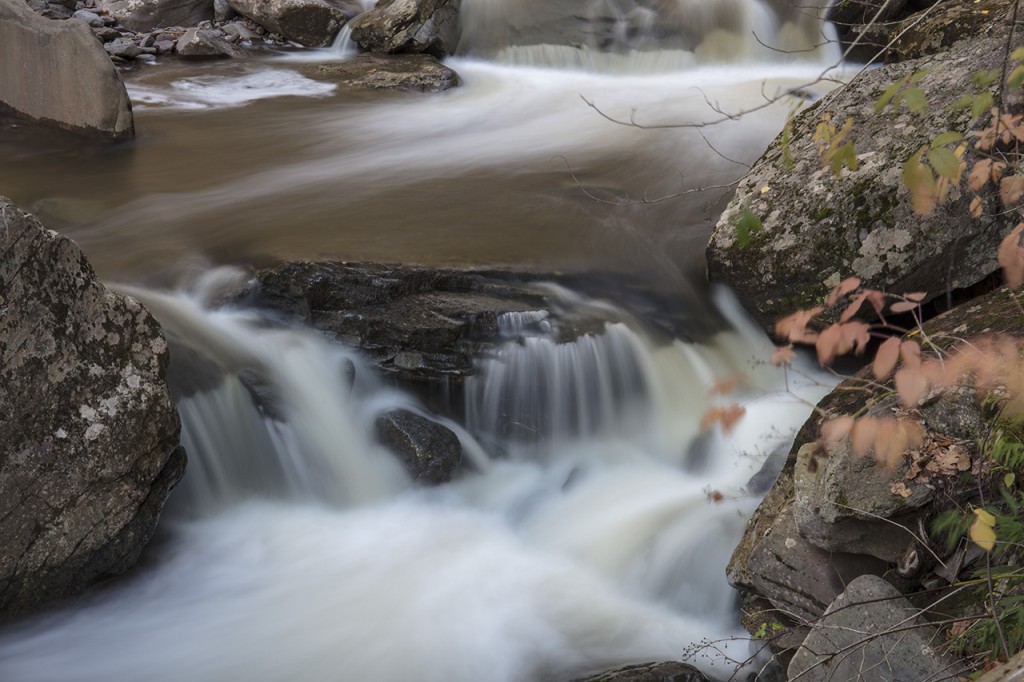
[0,1,846,679]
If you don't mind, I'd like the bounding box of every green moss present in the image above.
[812,206,834,221]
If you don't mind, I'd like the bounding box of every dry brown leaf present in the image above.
[775,307,824,343]
[900,341,922,370]
[821,416,855,443]
[875,418,904,468]
[839,292,866,323]
[815,323,844,366]
[873,337,901,379]
[970,195,984,218]
[890,481,913,498]
[700,405,747,433]
[851,417,878,457]
[826,276,862,306]
[710,374,745,395]
[770,345,796,367]
[969,159,994,192]
[1001,175,1024,206]
[890,300,919,314]
[998,223,1024,288]
[840,321,871,354]
[864,289,886,316]
[895,367,929,407]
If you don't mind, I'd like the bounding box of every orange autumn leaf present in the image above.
[890,300,920,314]
[998,223,1024,288]
[699,405,746,433]
[771,345,796,367]
[1001,176,1024,207]
[815,323,844,365]
[873,337,901,379]
[851,417,878,457]
[895,367,929,407]
[900,340,922,371]
[775,307,823,343]
[710,374,745,395]
[821,416,855,443]
[826,276,862,306]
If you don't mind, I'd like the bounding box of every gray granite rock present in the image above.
[0,198,185,619]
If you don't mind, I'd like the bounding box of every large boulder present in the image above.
[0,198,185,619]
[94,0,213,32]
[300,52,460,92]
[706,19,1018,332]
[727,284,1024,664]
[348,0,460,57]
[227,0,346,46]
[0,0,133,139]
[787,575,959,681]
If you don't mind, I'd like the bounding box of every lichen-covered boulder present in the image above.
[0,0,133,139]
[788,575,959,681]
[888,0,1014,62]
[706,22,1018,332]
[0,198,185,619]
[227,0,346,46]
[348,0,460,57]
[728,284,1024,659]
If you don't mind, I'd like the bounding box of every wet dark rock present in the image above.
[706,23,1017,332]
[227,0,346,47]
[300,53,461,92]
[788,575,961,681]
[252,262,548,412]
[176,27,243,57]
[95,0,213,32]
[375,409,462,484]
[0,198,185,620]
[0,0,134,139]
[348,0,460,57]
[572,661,709,682]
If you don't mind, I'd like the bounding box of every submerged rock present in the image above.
[0,198,185,619]
[300,52,461,92]
[0,0,134,139]
[573,661,709,682]
[348,0,460,57]
[706,18,1017,332]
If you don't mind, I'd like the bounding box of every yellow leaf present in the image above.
[974,507,996,527]
[970,508,997,552]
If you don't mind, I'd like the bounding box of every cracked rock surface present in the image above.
[0,197,184,620]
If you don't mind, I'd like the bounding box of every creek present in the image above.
[0,0,847,679]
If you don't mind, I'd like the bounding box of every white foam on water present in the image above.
[127,69,336,111]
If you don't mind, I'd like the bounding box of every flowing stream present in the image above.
[0,0,847,679]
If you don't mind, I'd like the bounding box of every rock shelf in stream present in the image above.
[250,261,720,416]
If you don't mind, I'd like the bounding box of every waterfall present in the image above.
[0,271,832,682]
[0,0,849,678]
[457,0,842,72]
